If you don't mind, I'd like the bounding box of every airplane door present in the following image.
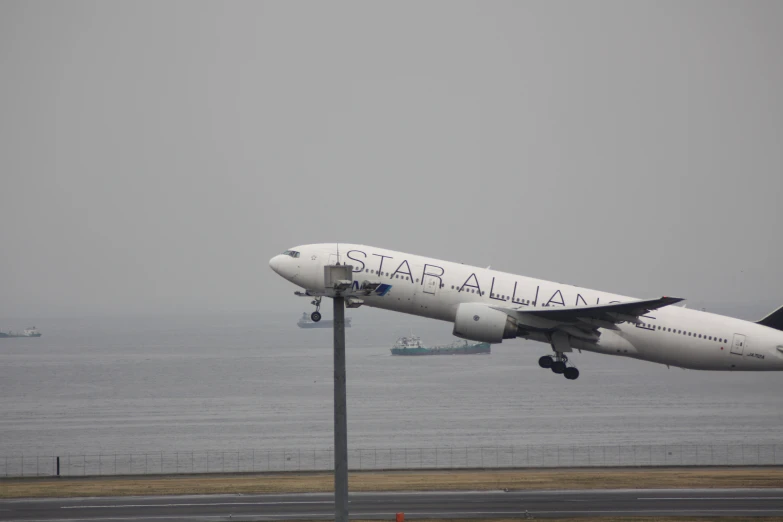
[328,254,338,266]
[730,333,746,355]
[422,274,440,295]
[412,265,439,313]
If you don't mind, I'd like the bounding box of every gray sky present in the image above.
[1,1,781,319]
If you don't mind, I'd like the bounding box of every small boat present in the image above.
[390,335,490,355]
[297,313,352,329]
[0,326,42,338]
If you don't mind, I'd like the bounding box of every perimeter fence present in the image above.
[2,443,781,478]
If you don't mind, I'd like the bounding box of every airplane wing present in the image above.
[498,296,683,323]
[493,296,684,340]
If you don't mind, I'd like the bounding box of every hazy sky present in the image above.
[1,1,781,319]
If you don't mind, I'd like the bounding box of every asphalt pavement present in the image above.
[2,488,782,520]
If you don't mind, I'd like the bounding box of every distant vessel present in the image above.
[0,327,42,338]
[297,313,352,329]
[390,335,490,356]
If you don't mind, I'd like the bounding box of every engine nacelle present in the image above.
[452,303,518,344]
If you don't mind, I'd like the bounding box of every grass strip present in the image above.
[1,467,782,499]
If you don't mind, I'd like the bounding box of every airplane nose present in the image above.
[269,255,281,274]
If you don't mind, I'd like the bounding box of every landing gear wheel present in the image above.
[310,311,322,322]
[563,367,580,380]
[551,360,566,374]
[538,355,554,369]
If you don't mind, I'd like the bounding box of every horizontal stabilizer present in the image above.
[757,305,783,332]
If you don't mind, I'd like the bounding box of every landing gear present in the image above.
[310,297,322,322]
[539,351,579,380]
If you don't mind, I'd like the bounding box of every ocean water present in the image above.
[1,310,781,457]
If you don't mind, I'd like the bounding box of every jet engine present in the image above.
[452,302,518,344]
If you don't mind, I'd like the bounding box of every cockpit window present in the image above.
[282,250,300,258]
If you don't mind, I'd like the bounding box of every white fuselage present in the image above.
[270,243,783,371]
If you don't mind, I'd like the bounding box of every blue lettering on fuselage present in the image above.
[341,250,621,308]
[346,250,367,272]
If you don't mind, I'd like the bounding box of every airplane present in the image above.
[269,243,783,379]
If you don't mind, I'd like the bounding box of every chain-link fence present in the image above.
[2,443,781,477]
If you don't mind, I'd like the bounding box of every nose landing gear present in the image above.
[538,353,579,380]
[310,297,322,322]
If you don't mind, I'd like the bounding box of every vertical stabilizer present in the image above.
[757,305,783,331]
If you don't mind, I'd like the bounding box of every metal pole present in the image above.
[333,295,348,522]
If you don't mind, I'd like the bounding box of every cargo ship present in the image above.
[390,335,490,356]
[0,327,42,338]
[297,313,352,329]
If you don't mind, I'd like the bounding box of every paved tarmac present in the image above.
[1,489,782,520]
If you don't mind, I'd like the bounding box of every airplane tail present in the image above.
[757,305,783,332]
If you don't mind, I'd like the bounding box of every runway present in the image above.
[2,489,783,520]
